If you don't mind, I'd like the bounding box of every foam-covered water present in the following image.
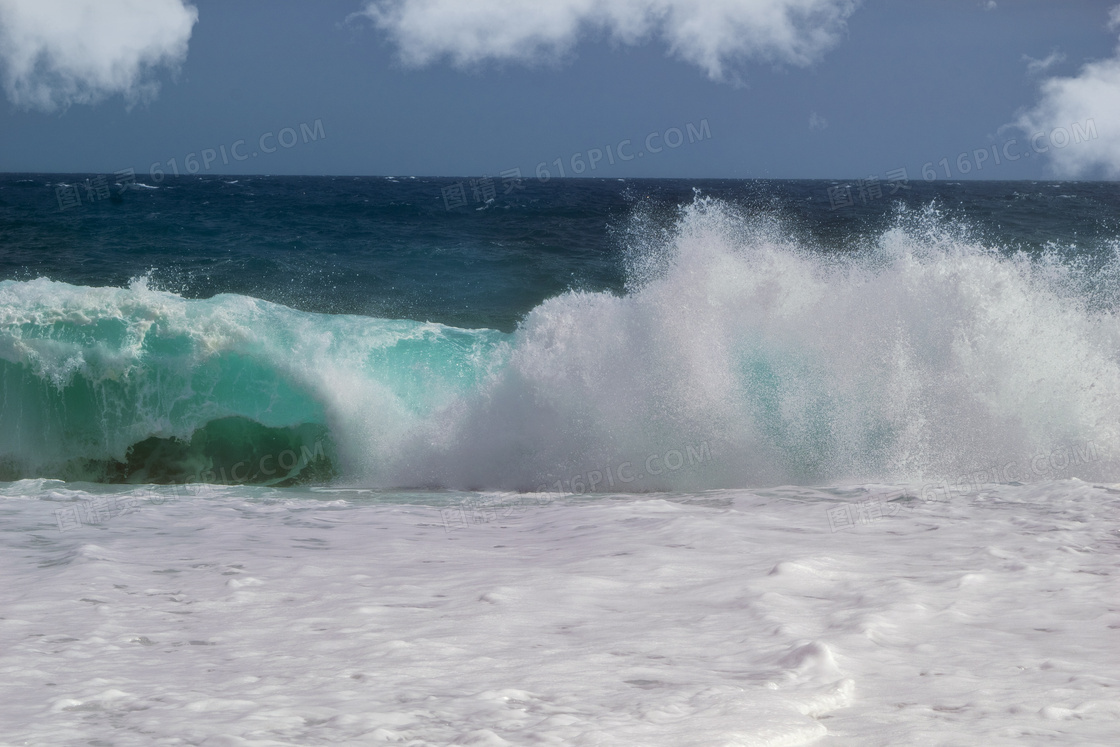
[4,177,1120,745]
[3,479,1119,745]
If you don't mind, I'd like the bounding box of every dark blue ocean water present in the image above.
[1,174,1119,489]
[4,175,1118,330]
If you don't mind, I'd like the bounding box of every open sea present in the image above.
[2,174,1119,745]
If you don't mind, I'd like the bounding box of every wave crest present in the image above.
[2,196,1118,488]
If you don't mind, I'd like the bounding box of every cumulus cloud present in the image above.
[1016,5,1120,178]
[1023,50,1065,76]
[355,0,860,80]
[808,111,827,130]
[0,0,198,111]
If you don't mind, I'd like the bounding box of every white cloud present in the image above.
[1016,4,1120,178]
[355,0,860,81]
[1110,5,1120,30]
[1023,50,1065,76]
[0,0,198,111]
[1017,57,1120,178]
[984,1,997,11]
[808,111,827,130]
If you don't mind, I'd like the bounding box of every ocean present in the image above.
[2,174,1119,745]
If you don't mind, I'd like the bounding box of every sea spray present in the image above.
[2,196,1118,488]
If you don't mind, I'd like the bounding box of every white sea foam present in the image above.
[2,480,1118,744]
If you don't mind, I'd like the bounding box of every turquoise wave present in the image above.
[0,277,507,483]
[3,198,1119,489]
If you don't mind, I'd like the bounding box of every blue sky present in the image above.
[1,0,1118,179]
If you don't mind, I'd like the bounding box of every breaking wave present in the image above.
[3,196,1118,489]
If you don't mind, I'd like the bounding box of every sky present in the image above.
[0,0,1118,180]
